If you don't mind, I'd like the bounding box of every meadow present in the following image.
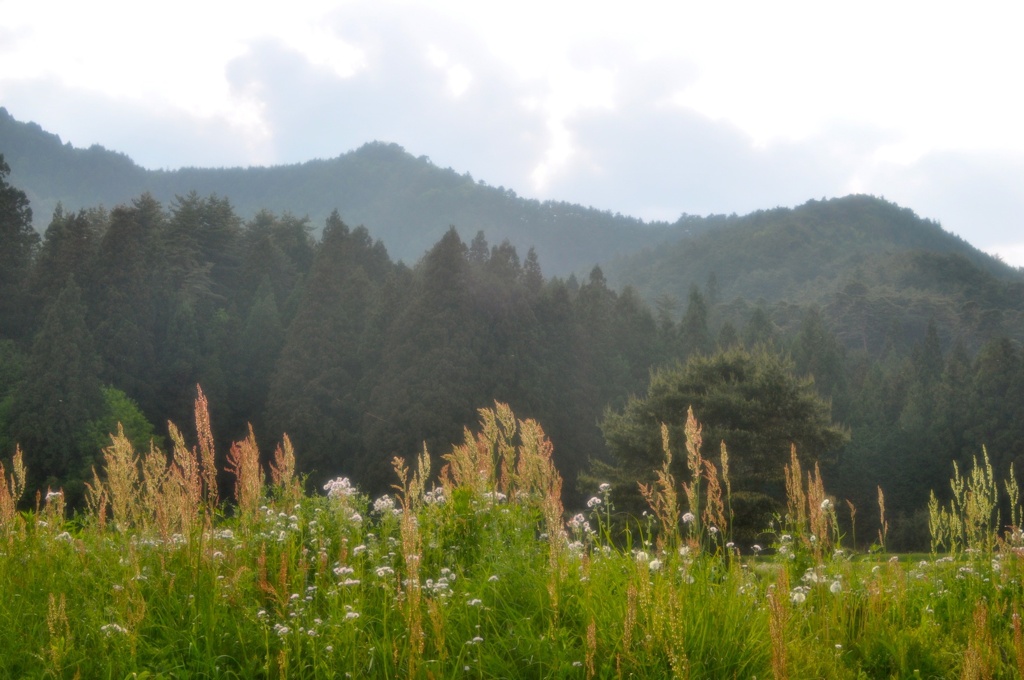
[1,396,1022,679]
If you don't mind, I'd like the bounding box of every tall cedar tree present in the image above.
[363,228,489,490]
[31,206,102,310]
[7,278,104,489]
[266,212,391,486]
[89,195,163,417]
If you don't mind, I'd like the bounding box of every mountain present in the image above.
[0,107,697,276]
[5,107,1022,354]
[605,195,1024,354]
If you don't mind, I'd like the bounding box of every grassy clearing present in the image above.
[1,400,1023,678]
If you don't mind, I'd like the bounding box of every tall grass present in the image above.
[1,396,1023,677]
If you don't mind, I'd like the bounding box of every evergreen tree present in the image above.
[967,337,1024,473]
[31,206,101,310]
[717,321,740,350]
[237,210,314,320]
[267,212,391,486]
[89,195,163,416]
[743,307,777,348]
[0,154,38,339]
[6,279,104,491]
[679,285,711,357]
[363,228,487,490]
[792,306,848,414]
[601,346,848,532]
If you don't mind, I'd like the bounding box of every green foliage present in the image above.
[602,346,849,534]
[82,386,159,462]
[928,448,1002,554]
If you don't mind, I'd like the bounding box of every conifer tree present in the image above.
[0,154,38,340]
[363,228,487,489]
[679,285,711,357]
[89,195,163,415]
[267,212,390,485]
[6,278,103,489]
[601,346,848,530]
[31,206,101,310]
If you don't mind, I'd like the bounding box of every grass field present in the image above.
[1,400,1022,678]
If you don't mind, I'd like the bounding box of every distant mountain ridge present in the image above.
[605,195,1024,354]
[0,107,694,275]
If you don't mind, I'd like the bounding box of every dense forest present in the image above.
[2,128,1024,550]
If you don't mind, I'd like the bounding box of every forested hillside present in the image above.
[607,195,1024,356]
[0,154,677,509]
[3,121,1024,549]
[0,107,692,276]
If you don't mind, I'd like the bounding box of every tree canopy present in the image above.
[601,346,849,531]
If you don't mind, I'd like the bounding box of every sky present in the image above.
[2,0,1023,267]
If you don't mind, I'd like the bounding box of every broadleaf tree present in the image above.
[600,345,849,535]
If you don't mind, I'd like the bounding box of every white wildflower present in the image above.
[372,495,395,514]
[324,477,357,499]
[681,512,695,524]
[587,496,602,508]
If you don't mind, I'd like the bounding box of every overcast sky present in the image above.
[2,0,1023,266]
